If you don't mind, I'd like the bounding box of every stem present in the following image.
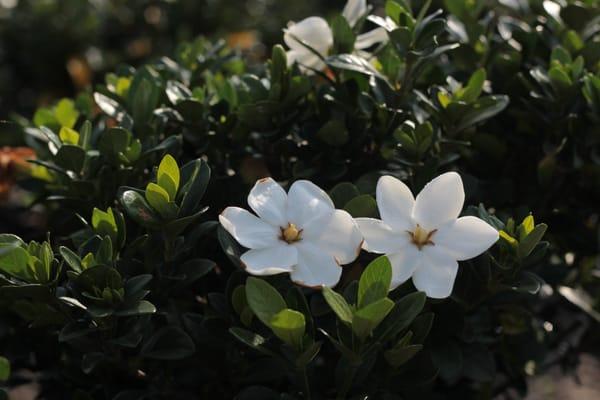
[301,367,312,400]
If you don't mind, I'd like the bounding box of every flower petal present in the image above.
[305,210,362,264]
[219,207,280,249]
[342,0,367,27]
[376,175,415,231]
[287,180,335,230]
[291,242,342,288]
[387,246,423,289]
[434,216,499,261]
[286,49,326,72]
[412,247,459,299]
[284,17,332,56]
[240,244,297,275]
[248,177,288,227]
[412,172,465,230]
[355,218,409,254]
[355,27,389,49]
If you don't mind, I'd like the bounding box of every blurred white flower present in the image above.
[220,178,362,288]
[356,173,499,299]
[284,0,388,73]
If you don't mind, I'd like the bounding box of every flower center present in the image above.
[281,223,302,243]
[407,224,437,250]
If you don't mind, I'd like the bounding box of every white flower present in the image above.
[284,0,388,73]
[219,178,363,288]
[356,172,499,299]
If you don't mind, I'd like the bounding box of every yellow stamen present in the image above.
[408,224,437,250]
[281,223,302,243]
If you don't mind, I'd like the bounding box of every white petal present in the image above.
[291,242,342,288]
[412,247,459,299]
[388,246,423,289]
[355,218,409,254]
[284,17,332,56]
[342,0,367,27]
[287,180,335,231]
[219,207,280,249]
[376,175,415,231]
[240,244,297,275]
[355,27,389,49]
[248,177,288,227]
[434,216,499,261]
[305,210,362,265]
[413,172,465,230]
[287,49,326,72]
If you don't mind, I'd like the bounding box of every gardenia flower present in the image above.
[219,178,362,288]
[356,172,499,299]
[284,0,388,72]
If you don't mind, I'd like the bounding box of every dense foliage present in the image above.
[0,0,599,399]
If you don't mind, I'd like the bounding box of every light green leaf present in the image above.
[245,277,287,327]
[358,255,392,308]
[352,297,395,340]
[92,207,118,243]
[270,308,306,349]
[322,287,353,324]
[157,154,180,200]
[145,183,176,219]
[55,98,79,128]
[518,223,547,259]
[59,126,80,145]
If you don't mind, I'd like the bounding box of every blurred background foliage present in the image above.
[0,0,345,118]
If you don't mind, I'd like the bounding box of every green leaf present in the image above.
[115,300,156,317]
[352,297,395,340]
[119,189,161,228]
[317,119,348,147]
[54,144,86,173]
[229,327,276,357]
[389,27,413,56]
[157,154,180,200]
[98,127,131,158]
[332,15,356,54]
[270,44,287,84]
[178,159,211,216]
[385,344,423,368]
[329,182,360,208]
[270,308,306,349]
[344,194,378,218]
[326,54,390,85]
[322,287,354,324]
[78,120,92,150]
[455,95,509,132]
[376,291,427,341]
[458,68,486,103]
[59,246,83,273]
[245,277,287,327]
[92,208,118,244]
[141,326,195,360]
[0,357,10,381]
[358,255,392,308]
[59,126,80,145]
[55,98,79,128]
[0,245,32,281]
[145,182,177,219]
[518,223,547,259]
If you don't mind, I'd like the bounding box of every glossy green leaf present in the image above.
[322,287,353,324]
[357,255,392,308]
[245,277,287,327]
[270,308,306,349]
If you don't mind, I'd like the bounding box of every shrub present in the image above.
[0,0,599,399]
